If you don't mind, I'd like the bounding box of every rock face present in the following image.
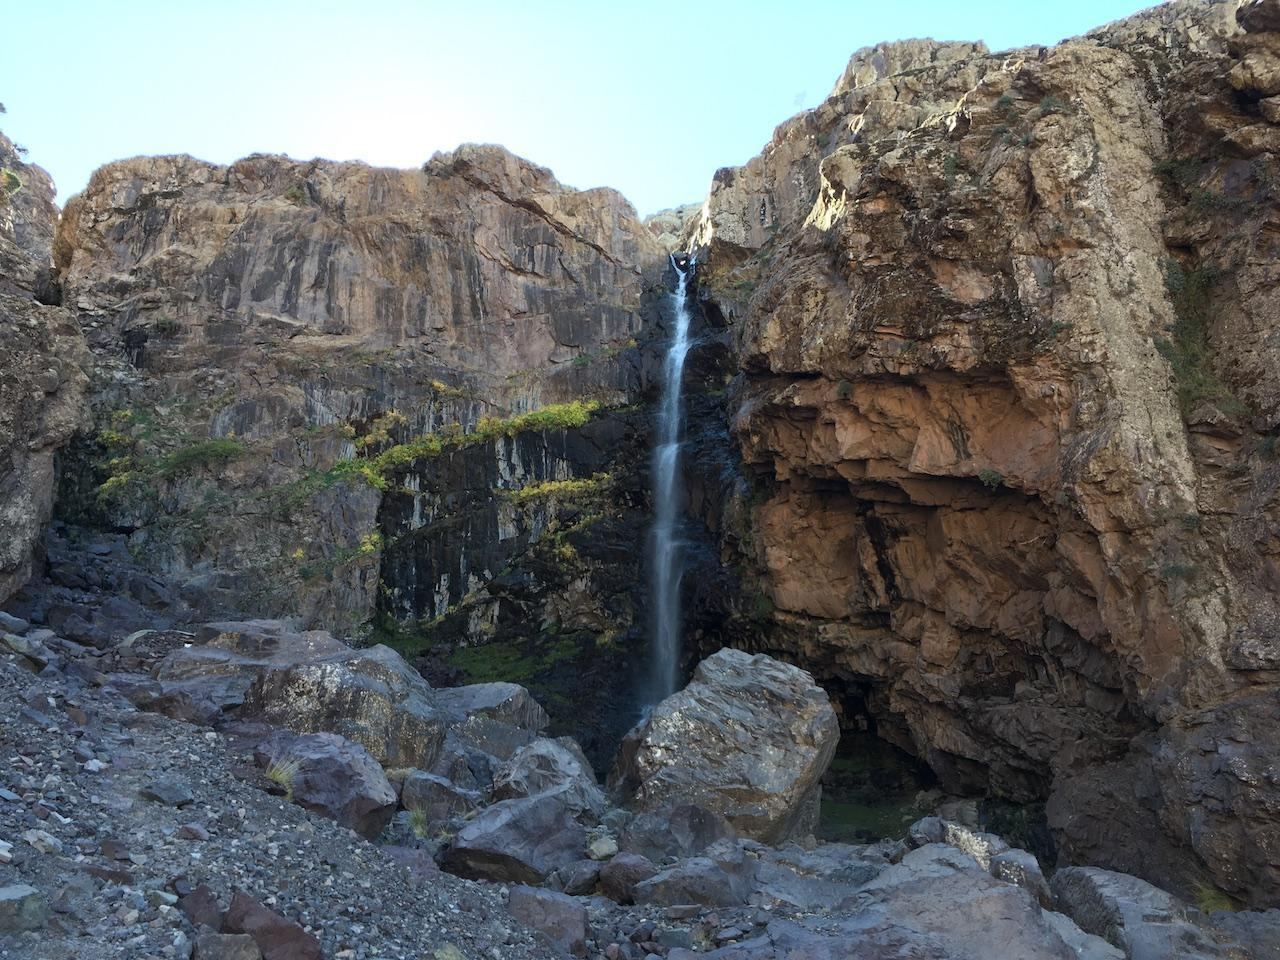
[0,131,88,604]
[683,0,1280,906]
[609,649,839,843]
[47,140,665,637]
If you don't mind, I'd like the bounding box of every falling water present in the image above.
[649,253,693,701]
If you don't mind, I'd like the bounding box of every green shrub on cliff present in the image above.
[158,438,246,477]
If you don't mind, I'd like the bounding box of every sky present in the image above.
[4,0,1158,216]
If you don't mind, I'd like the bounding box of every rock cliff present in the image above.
[0,132,88,603]
[686,0,1280,907]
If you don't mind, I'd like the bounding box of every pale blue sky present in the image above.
[5,0,1157,215]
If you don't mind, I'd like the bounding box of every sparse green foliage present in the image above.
[1193,882,1239,914]
[408,808,430,839]
[943,154,958,186]
[1179,513,1203,531]
[978,468,1002,490]
[1260,436,1278,460]
[1,169,21,195]
[157,438,246,477]
[1156,260,1249,419]
[1049,321,1072,338]
[1161,561,1198,581]
[835,379,854,400]
[995,93,1015,109]
[151,316,181,337]
[504,473,612,506]
[283,183,308,205]
[1038,95,1067,116]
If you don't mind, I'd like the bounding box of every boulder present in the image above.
[609,649,838,843]
[507,885,589,957]
[553,859,603,896]
[225,891,323,960]
[156,621,449,768]
[1050,867,1227,960]
[441,788,587,883]
[494,737,607,822]
[435,682,550,732]
[428,734,500,792]
[633,840,757,907]
[254,730,396,840]
[0,884,50,933]
[401,770,483,826]
[619,803,737,861]
[1239,0,1280,33]
[599,853,659,904]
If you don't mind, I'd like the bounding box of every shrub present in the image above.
[158,438,245,477]
[1,169,20,195]
[995,93,1015,109]
[152,316,181,337]
[1157,260,1250,419]
[409,808,430,839]
[265,756,303,800]
[283,183,308,205]
[1038,95,1067,116]
[978,468,1002,489]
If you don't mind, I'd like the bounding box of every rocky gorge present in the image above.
[5,0,1280,957]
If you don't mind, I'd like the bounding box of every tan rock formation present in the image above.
[688,0,1280,905]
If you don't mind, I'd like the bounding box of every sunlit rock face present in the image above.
[48,143,666,631]
[0,131,89,604]
[609,648,839,844]
[685,0,1280,906]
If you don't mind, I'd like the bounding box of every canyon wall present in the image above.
[687,0,1280,906]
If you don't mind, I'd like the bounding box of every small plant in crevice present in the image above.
[995,93,1016,110]
[408,808,430,839]
[1260,436,1278,460]
[1,168,20,195]
[283,183,309,205]
[1161,561,1198,582]
[265,756,303,801]
[978,468,1002,490]
[1038,94,1067,117]
[1193,881,1240,914]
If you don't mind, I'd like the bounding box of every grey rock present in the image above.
[193,930,264,960]
[158,621,450,768]
[507,885,588,957]
[1207,908,1280,960]
[633,840,757,907]
[609,649,838,844]
[435,682,550,733]
[494,737,607,823]
[1050,866,1229,960]
[0,612,30,634]
[254,730,396,840]
[619,803,738,862]
[554,859,602,896]
[401,770,483,826]
[0,884,50,932]
[441,787,587,883]
[141,777,195,807]
[991,849,1051,907]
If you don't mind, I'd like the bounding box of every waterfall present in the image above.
[648,253,693,702]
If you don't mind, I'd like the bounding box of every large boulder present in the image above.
[440,788,587,883]
[618,803,738,862]
[493,737,607,823]
[609,649,839,843]
[400,770,484,826]
[632,839,758,908]
[253,730,396,840]
[155,621,548,771]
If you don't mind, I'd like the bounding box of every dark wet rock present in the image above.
[225,890,323,960]
[599,853,659,904]
[0,883,51,932]
[441,788,587,883]
[610,649,838,844]
[619,803,738,862]
[253,730,396,840]
[507,885,589,957]
[633,840,757,908]
[493,737,607,823]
